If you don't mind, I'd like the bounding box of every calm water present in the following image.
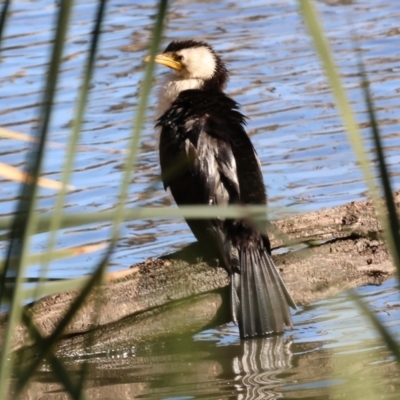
[1,0,400,398]
[23,279,400,399]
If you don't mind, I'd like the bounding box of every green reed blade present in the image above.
[0,0,74,395]
[0,0,11,54]
[15,248,112,395]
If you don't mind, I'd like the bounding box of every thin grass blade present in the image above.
[299,0,400,279]
[0,0,11,53]
[350,291,400,364]
[110,0,169,241]
[0,0,74,395]
[298,1,378,200]
[16,311,88,400]
[0,162,74,190]
[356,56,400,272]
[0,243,107,277]
[33,0,109,341]
[15,247,112,395]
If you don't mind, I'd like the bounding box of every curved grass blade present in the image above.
[110,0,169,241]
[14,2,109,396]
[299,0,400,276]
[350,291,400,364]
[17,310,87,399]
[44,0,108,266]
[298,1,378,200]
[0,0,74,395]
[299,0,400,363]
[14,247,113,396]
[356,55,400,274]
[32,0,109,337]
[0,0,11,53]
[0,162,74,190]
[15,0,169,396]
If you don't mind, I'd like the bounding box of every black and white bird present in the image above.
[145,40,296,338]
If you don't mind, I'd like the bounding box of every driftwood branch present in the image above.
[2,191,399,354]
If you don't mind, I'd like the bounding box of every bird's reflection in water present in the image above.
[233,335,292,400]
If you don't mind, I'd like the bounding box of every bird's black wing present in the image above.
[157,89,296,338]
[157,90,246,257]
[157,89,265,206]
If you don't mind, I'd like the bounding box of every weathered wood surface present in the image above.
[2,191,399,353]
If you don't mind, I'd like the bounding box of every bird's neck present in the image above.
[156,73,205,119]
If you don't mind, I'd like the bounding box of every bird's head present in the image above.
[145,40,228,91]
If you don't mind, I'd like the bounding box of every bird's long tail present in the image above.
[229,245,296,339]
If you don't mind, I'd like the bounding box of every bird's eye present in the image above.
[176,55,184,61]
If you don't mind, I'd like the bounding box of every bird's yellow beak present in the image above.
[144,54,183,71]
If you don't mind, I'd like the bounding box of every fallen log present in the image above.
[2,191,399,354]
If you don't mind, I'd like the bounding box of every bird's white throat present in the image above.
[155,46,217,119]
[156,75,204,119]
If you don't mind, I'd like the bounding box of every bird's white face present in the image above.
[145,45,217,81]
[146,45,218,118]
[173,46,216,80]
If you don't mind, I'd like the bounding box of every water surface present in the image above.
[1,0,400,398]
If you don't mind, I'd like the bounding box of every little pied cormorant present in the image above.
[145,40,296,338]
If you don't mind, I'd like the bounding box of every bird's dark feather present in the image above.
[157,88,295,337]
[157,90,265,204]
